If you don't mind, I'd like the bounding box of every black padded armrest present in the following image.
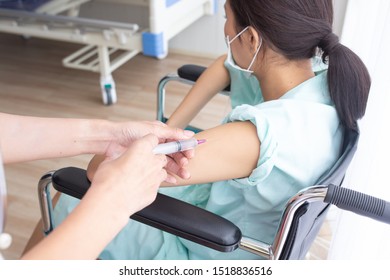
[177,64,206,82]
[178,64,231,92]
[52,167,242,252]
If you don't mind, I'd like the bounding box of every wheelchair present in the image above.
[37,65,390,260]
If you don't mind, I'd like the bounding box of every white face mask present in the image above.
[226,26,262,78]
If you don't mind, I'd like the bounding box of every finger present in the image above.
[164,172,178,185]
[127,134,159,155]
[155,126,195,141]
[165,157,182,174]
[120,134,160,162]
[178,168,191,180]
[142,133,160,148]
[165,157,191,180]
[182,149,195,160]
[158,168,168,183]
[150,120,167,127]
[170,152,189,167]
[161,155,168,167]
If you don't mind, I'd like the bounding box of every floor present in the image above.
[0,33,332,260]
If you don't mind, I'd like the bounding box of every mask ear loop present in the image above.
[247,36,262,72]
[227,26,250,44]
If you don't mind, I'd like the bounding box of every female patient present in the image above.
[51,0,371,259]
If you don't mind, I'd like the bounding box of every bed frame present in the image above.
[0,0,216,104]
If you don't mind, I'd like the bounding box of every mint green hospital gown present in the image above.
[53,57,343,259]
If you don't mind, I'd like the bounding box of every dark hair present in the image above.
[229,0,371,130]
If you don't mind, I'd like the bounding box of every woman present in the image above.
[51,0,371,259]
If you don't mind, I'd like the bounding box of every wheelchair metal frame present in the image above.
[157,69,230,126]
[38,171,56,235]
[239,186,328,259]
[157,73,197,123]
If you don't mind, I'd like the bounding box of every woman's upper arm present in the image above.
[87,121,260,186]
[168,121,260,186]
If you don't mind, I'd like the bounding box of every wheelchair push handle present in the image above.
[325,184,390,224]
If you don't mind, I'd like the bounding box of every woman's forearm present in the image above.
[0,113,114,163]
[167,55,230,129]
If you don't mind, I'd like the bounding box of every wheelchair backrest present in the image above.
[276,127,360,259]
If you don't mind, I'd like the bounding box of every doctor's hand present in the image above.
[21,135,169,260]
[90,134,168,218]
[120,121,196,179]
[89,121,195,182]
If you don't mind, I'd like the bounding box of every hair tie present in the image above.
[319,32,341,62]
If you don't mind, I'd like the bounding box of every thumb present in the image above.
[127,134,159,155]
[140,133,160,149]
[155,126,195,142]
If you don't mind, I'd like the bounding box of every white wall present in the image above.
[333,0,349,37]
[170,0,349,57]
[80,0,349,58]
[169,0,226,57]
[328,0,390,259]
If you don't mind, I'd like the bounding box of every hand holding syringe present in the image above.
[153,138,206,155]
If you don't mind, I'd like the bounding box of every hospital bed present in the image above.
[34,65,390,259]
[0,0,216,105]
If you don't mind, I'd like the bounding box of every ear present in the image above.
[247,26,262,52]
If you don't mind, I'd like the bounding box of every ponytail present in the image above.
[319,33,371,130]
